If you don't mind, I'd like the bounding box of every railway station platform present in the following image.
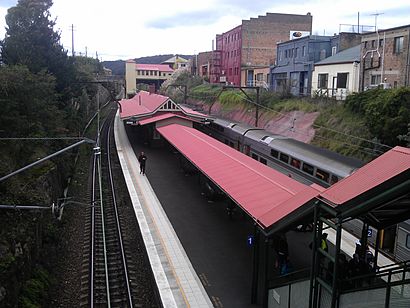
[114,111,316,307]
[114,112,213,307]
[114,109,410,308]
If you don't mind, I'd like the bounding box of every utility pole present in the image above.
[85,46,88,58]
[71,24,75,57]
[222,85,261,127]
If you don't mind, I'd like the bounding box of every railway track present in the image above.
[79,106,155,307]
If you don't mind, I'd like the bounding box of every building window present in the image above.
[371,40,376,48]
[336,73,348,88]
[285,50,288,58]
[379,39,384,47]
[318,74,328,89]
[371,74,381,85]
[364,41,368,48]
[302,46,306,57]
[252,153,258,160]
[332,46,337,56]
[394,36,404,54]
[259,157,267,165]
[320,49,327,60]
[279,51,282,61]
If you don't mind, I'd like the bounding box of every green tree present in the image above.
[1,0,74,93]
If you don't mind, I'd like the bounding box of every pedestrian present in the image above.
[321,233,329,253]
[138,151,147,175]
[274,234,289,275]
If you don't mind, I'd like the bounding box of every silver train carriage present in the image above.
[202,117,363,187]
[197,117,410,262]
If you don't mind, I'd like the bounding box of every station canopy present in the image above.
[157,124,323,230]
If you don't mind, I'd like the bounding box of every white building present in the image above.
[311,45,360,100]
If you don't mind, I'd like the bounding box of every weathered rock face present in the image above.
[189,100,319,143]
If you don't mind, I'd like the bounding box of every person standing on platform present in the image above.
[138,152,147,175]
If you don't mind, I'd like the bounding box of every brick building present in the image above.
[360,24,410,90]
[192,51,213,80]
[211,12,313,86]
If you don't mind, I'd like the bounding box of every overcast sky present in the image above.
[0,0,410,61]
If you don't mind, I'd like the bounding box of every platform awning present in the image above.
[157,124,321,230]
[319,146,410,228]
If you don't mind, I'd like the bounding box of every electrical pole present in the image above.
[71,24,75,57]
[85,46,88,58]
[222,85,261,127]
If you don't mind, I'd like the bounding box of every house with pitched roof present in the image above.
[311,45,361,100]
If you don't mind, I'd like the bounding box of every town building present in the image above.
[162,55,190,70]
[270,33,361,96]
[192,51,213,80]
[125,60,174,97]
[210,12,313,87]
[311,45,361,100]
[360,24,410,90]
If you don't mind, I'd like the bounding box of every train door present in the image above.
[243,144,251,156]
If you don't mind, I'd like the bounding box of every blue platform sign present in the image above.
[368,229,373,237]
[247,235,254,246]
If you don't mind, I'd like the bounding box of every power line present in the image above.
[185,89,387,157]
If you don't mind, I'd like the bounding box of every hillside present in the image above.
[103,54,193,75]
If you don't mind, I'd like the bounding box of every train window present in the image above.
[252,153,259,160]
[302,163,314,175]
[330,175,339,184]
[316,168,330,183]
[260,157,267,165]
[290,158,301,169]
[279,153,289,163]
[270,149,279,158]
[406,234,410,249]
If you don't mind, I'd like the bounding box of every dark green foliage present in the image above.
[19,267,51,307]
[1,0,74,93]
[345,88,410,146]
[0,65,61,138]
[189,84,223,103]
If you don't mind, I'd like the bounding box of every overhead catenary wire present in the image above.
[186,87,392,154]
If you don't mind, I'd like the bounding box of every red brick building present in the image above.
[211,12,313,86]
[360,24,410,90]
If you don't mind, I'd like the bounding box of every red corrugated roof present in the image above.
[320,146,410,206]
[119,91,209,120]
[119,91,168,118]
[157,124,321,229]
[135,63,174,72]
[138,113,191,125]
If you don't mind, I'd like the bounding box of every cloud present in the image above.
[0,1,17,9]
[146,9,224,29]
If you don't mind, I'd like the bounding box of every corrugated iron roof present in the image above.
[320,146,410,206]
[157,124,321,229]
[119,91,168,118]
[119,91,209,120]
[135,63,174,72]
[138,113,191,125]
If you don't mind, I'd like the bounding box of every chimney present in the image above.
[148,84,156,95]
